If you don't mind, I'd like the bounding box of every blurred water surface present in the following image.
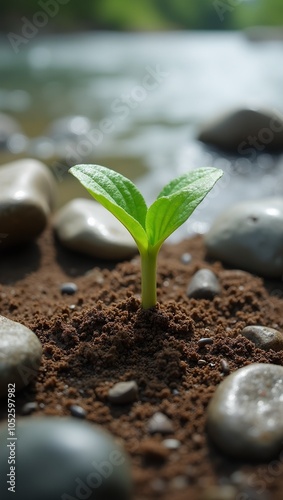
[1,31,283,238]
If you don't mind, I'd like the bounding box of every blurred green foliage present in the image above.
[1,0,283,32]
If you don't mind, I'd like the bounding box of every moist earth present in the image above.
[0,226,283,500]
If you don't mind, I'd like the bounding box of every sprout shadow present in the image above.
[53,232,117,277]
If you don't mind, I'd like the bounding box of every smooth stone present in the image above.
[0,315,42,398]
[0,159,56,248]
[241,325,283,352]
[69,404,87,419]
[162,438,181,450]
[187,269,221,299]
[0,112,22,149]
[108,380,138,404]
[198,108,283,152]
[0,417,132,500]
[60,282,78,295]
[53,198,138,260]
[205,198,283,278]
[207,363,283,460]
[147,412,174,435]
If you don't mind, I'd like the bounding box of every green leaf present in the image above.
[69,164,148,251]
[146,168,223,248]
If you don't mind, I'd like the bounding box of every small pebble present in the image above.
[108,380,138,404]
[207,363,283,459]
[147,412,174,435]
[220,359,230,375]
[181,252,192,264]
[198,337,214,347]
[69,404,86,419]
[0,417,132,500]
[162,438,181,450]
[187,269,221,299]
[21,401,38,415]
[241,325,283,352]
[60,282,78,295]
[0,315,42,398]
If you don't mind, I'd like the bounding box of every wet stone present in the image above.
[60,282,78,295]
[205,198,283,278]
[108,380,138,404]
[147,412,174,435]
[0,159,56,248]
[0,417,132,500]
[207,363,283,460]
[69,404,87,419]
[197,108,283,152]
[241,325,283,352]
[0,315,42,398]
[53,198,138,260]
[187,269,221,300]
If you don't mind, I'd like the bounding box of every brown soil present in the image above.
[1,226,283,500]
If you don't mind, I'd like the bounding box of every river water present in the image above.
[1,31,283,239]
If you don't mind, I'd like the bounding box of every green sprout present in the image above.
[70,164,223,309]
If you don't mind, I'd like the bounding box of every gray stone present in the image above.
[0,417,132,500]
[69,404,87,419]
[241,325,283,352]
[0,159,56,248]
[205,198,283,278]
[53,198,138,260]
[0,315,42,398]
[60,282,78,295]
[207,363,283,460]
[187,269,221,299]
[108,380,138,404]
[147,412,174,435]
[198,108,283,152]
[162,438,181,450]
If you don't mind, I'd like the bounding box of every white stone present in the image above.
[205,198,283,278]
[53,198,138,260]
